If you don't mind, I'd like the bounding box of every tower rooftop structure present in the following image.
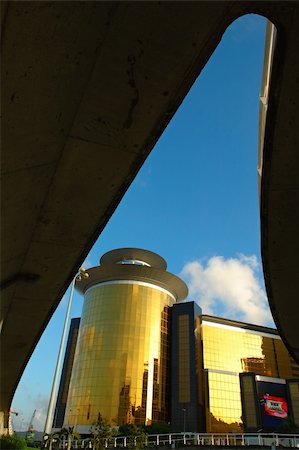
[100,248,167,270]
[65,248,188,429]
[75,248,188,302]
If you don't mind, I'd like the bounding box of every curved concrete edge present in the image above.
[2,1,299,435]
[259,7,299,363]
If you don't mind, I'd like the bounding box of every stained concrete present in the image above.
[1,1,298,430]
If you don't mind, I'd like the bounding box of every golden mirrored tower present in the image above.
[63,248,188,432]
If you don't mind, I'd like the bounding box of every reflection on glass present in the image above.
[201,322,299,432]
[64,283,174,427]
[207,371,242,432]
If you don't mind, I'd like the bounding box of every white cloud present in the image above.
[180,254,274,327]
[33,394,49,431]
[12,393,49,432]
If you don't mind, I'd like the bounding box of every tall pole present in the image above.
[44,276,76,434]
[182,408,186,433]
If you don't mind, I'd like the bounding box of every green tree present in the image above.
[59,426,80,450]
[118,424,135,436]
[89,415,113,450]
[118,424,146,449]
[144,421,172,435]
[0,433,27,449]
[43,431,60,450]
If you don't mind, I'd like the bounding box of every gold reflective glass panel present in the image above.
[202,324,299,378]
[64,283,174,427]
[206,371,242,432]
[201,323,299,432]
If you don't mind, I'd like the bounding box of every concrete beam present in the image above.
[1,1,298,423]
[260,6,299,363]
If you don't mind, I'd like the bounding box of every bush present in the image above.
[0,433,27,449]
[26,441,41,448]
[117,424,146,449]
[144,422,173,434]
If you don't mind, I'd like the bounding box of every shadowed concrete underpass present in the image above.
[1,1,298,433]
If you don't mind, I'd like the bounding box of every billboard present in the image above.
[257,380,288,431]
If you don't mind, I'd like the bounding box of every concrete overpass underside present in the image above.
[1,1,298,426]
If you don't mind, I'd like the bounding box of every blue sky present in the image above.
[12,14,270,431]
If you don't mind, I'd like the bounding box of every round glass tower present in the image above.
[63,248,188,432]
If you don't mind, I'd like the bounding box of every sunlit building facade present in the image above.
[63,249,188,433]
[201,316,299,432]
[58,249,299,434]
[171,305,299,433]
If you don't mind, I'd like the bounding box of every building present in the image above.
[171,305,299,433]
[171,301,203,432]
[52,318,80,429]
[56,249,299,434]
[62,248,188,434]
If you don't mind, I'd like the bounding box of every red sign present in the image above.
[261,394,288,419]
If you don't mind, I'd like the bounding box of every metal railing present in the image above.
[63,432,299,449]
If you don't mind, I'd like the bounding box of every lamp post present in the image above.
[182,408,186,434]
[44,268,89,434]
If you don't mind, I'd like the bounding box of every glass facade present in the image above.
[239,374,259,431]
[200,320,299,432]
[288,380,299,427]
[178,315,191,403]
[53,318,80,428]
[170,302,203,432]
[58,256,298,434]
[64,282,174,428]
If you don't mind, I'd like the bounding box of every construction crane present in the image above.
[27,409,36,432]
[26,409,36,440]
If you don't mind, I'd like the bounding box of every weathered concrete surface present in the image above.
[258,7,299,365]
[1,0,298,426]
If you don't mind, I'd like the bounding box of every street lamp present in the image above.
[182,408,186,434]
[44,268,89,434]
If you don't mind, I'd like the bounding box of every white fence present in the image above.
[64,433,299,449]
